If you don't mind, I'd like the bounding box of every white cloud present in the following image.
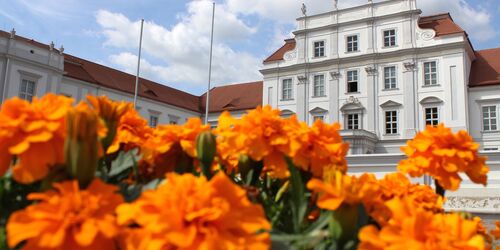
[227,0,494,41]
[417,0,494,42]
[97,0,494,92]
[96,1,261,91]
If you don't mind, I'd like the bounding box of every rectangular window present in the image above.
[313,75,325,97]
[424,61,438,86]
[149,115,159,128]
[482,106,498,131]
[384,66,397,89]
[282,79,293,100]
[347,70,358,93]
[19,79,36,102]
[385,111,398,134]
[314,41,325,57]
[384,29,396,47]
[347,114,360,130]
[313,115,325,122]
[425,107,439,126]
[347,35,358,52]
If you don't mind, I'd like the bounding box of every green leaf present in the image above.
[109,149,140,177]
[285,157,307,234]
[304,211,332,234]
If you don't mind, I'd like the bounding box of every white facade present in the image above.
[0,29,199,128]
[261,0,482,154]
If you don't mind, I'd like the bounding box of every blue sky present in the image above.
[0,0,499,95]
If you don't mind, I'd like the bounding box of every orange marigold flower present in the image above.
[107,109,153,154]
[7,179,124,250]
[358,197,486,250]
[0,94,73,183]
[117,172,271,250]
[492,221,500,239]
[307,171,380,211]
[140,118,209,178]
[215,106,299,178]
[290,120,349,178]
[368,173,444,225]
[86,95,133,150]
[398,124,489,191]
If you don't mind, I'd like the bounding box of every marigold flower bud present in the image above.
[65,106,100,187]
[196,131,216,164]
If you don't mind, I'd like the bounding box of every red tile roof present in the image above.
[200,81,263,113]
[470,48,500,87]
[418,13,465,37]
[263,39,296,63]
[63,54,201,112]
[0,30,60,52]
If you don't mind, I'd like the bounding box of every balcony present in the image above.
[340,129,378,155]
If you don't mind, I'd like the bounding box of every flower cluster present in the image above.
[140,118,209,179]
[307,172,444,226]
[0,94,496,250]
[358,198,486,250]
[216,106,349,178]
[398,124,489,191]
[117,172,271,250]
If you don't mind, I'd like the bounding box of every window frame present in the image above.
[423,61,438,86]
[482,105,498,132]
[149,114,159,128]
[313,40,325,58]
[383,29,397,47]
[383,66,397,90]
[346,70,359,93]
[19,78,36,102]
[281,78,294,101]
[312,74,326,97]
[313,115,325,122]
[346,35,359,53]
[346,113,360,130]
[384,110,398,135]
[424,107,439,126]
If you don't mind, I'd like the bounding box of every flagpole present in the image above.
[133,19,144,108]
[204,2,215,124]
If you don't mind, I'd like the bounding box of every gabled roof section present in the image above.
[200,81,263,113]
[63,54,201,112]
[470,48,500,88]
[418,13,464,37]
[263,39,296,63]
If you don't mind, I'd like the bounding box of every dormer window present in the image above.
[383,29,396,47]
[314,41,325,57]
[347,35,358,52]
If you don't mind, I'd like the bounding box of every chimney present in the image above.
[10,28,16,39]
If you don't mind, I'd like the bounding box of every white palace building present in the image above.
[0,0,500,219]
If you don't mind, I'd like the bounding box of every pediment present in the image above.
[310,107,328,114]
[419,96,443,105]
[380,100,402,108]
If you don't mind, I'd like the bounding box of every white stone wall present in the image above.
[468,85,500,151]
[0,32,201,127]
[262,0,473,154]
